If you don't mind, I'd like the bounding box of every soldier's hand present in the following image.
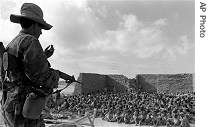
[44,45,54,58]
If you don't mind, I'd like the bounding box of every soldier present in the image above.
[1,3,75,127]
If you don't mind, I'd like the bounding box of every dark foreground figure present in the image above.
[0,3,75,127]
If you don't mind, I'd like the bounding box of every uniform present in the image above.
[1,30,59,127]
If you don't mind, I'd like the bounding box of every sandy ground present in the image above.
[45,118,195,127]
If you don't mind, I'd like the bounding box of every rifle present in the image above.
[59,71,83,84]
[24,71,83,96]
[51,71,83,94]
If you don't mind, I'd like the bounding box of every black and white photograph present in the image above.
[0,0,206,126]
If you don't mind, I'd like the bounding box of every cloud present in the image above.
[96,5,107,18]
[0,0,21,44]
[87,14,166,58]
[161,35,194,62]
[0,19,20,44]
[0,0,17,20]
[176,35,194,55]
[43,0,103,50]
[152,18,168,27]
[66,0,88,9]
[165,48,177,62]
[0,0,195,77]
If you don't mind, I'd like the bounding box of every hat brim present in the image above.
[10,14,52,30]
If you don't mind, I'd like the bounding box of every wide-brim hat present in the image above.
[10,3,52,30]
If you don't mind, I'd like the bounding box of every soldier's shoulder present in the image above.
[17,33,40,49]
[20,33,37,42]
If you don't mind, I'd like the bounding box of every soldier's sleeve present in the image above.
[22,37,59,88]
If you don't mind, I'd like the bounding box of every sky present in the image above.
[0,0,195,78]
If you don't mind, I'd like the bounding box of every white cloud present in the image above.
[43,0,102,50]
[96,5,107,18]
[161,35,194,62]
[176,35,194,55]
[152,18,167,27]
[120,14,143,32]
[87,14,166,58]
[165,48,177,62]
[0,19,20,44]
[0,0,20,44]
[66,0,88,9]
[0,0,195,77]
